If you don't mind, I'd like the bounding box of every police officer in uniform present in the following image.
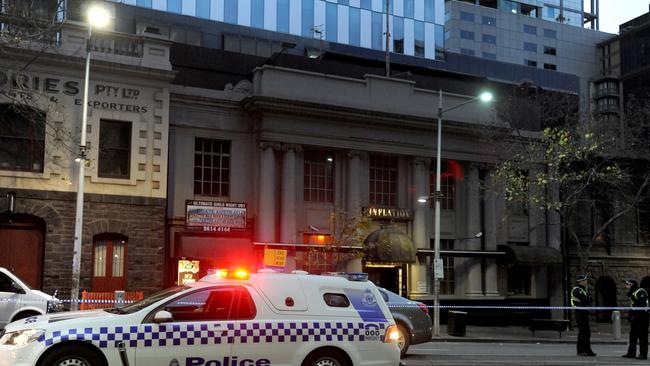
[622,279,649,360]
[572,274,596,356]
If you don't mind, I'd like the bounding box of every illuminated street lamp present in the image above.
[426,89,493,337]
[70,4,110,311]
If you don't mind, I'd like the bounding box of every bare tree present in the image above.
[490,85,650,271]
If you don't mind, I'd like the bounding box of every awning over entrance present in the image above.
[364,228,416,263]
[497,244,563,266]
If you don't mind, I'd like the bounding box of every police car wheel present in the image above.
[302,350,349,366]
[40,345,103,366]
[396,324,410,357]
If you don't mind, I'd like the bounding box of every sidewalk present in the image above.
[433,323,630,344]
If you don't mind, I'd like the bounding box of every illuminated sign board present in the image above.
[362,207,412,221]
[186,200,247,232]
[263,248,287,268]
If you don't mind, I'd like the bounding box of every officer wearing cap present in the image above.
[622,279,649,360]
[571,274,596,356]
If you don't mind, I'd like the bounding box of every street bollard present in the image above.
[612,310,621,340]
[115,290,126,309]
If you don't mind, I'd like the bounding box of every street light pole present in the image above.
[70,5,109,311]
[431,89,493,337]
[433,89,443,337]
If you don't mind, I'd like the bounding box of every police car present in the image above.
[0,269,402,366]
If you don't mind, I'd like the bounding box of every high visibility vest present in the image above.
[631,288,649,307]
[571,286,587,307]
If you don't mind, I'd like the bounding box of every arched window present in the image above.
[0,104,45,172]
[92,233,128,291]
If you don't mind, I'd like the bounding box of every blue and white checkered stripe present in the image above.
[42,321,387,349]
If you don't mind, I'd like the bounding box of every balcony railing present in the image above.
[91,33,143,58]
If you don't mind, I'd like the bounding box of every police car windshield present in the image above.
[107,286,189,314]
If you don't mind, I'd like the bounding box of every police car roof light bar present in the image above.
[323,272,369,282]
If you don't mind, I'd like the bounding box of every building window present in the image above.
[277,0,290,33]
[482,34,496,45]
[393,17,404,54]
[441,239,455,295]
[0,104,45,173]
[302,0,315,37]
[460,30,475,40]
[361,0,372,10]
[429,160,456,210]
[425,0,435,22]
[194,138,230,196]
[326,3,337,42]
[525,59,537,67]
[349,7,360,46]
[483,52,496,60]
[167,0,182,13]
[92,233,127,292]
[371,12,382,50]
[196,0,210,18]
[524,42,537,52]
[435,24,445,60]
[369,155,397,207]
[460,11,475,22]
[523,24,537,35]
[404,0,414,18]
[544,63,557,70]
[507,265,531,296]
[414,21,425,57]
[224,0,237,23]
[543,28,557,38]
[251,0,264,28]
[460,48,475,56]
[98,119,131,179]
[303,149,334,203]
[543,46,557,55]
[482,16,496,26]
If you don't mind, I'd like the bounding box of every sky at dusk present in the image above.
[598,0,649,34]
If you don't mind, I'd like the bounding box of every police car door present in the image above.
[136,286,235,366]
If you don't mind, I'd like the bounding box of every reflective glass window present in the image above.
[404,0,414,18]
[361,0,372,10]
[435,24,444,59]
[460,30,474,40]
[196,0,210,18]
[252,0,264,28]
[371,12,383,50]
[460,11,474,22]
[302,0,314,37]
[482,16,495,25]
[543,28,557,38]
[414,20,424,57]
[483,52,496,60]
[277,0,290,32]
[383,0,394,14]
[393,16,404,54]
[137,0,152,6]
[523,42,537,52]
[224,0,238,23]
[424,0,434,22]
[523,24,536,35]
[326,3,337,41]
[482,34,496,44]
[168,0,182,13]
[349,7,361,46]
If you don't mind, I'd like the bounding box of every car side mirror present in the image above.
[153,310,173,323]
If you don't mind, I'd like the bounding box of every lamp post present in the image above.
[430,89,493,337]
[70,5,110,311]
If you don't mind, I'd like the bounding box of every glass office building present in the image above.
[109,0,446,60]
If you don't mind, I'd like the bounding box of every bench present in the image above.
[529,319,570,338]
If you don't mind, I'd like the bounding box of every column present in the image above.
[484,168,499,296]
[346,150,365,214]
[410,157,430,297]
[280,144,301,244]
[464,163,483,297]
[257,142,279,242]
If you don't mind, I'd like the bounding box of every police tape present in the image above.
[1,297,648,311]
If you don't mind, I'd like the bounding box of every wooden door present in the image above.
[91,234,127,291]
[0,221,44,289]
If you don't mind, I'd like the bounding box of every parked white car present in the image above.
[0,269,401,366]
[0,267,61,330]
